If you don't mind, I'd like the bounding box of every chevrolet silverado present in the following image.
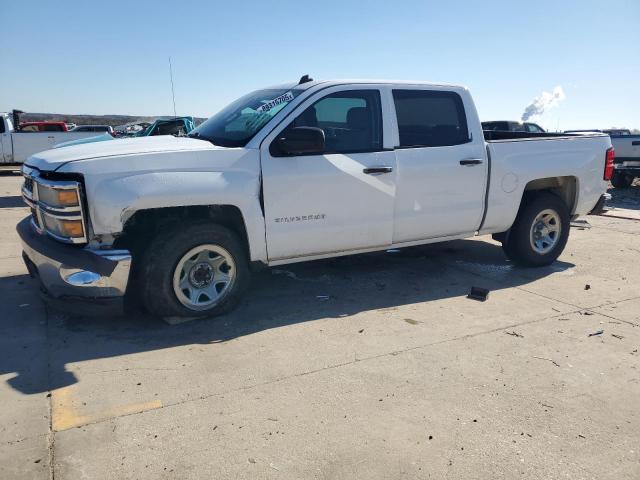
[17,78,613,319]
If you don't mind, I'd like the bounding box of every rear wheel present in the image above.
[139,223,250,319]
[502,192,570,267]
[611,171,634,189]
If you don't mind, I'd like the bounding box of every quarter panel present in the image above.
[482,136,610,233]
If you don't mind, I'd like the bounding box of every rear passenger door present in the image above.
[391,88,487,243]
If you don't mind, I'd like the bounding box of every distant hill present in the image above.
[20,112,207,127]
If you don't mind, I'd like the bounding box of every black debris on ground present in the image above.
[467,286,489,302]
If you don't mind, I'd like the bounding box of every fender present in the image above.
[61,147,267,262]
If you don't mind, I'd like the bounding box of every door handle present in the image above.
[459,158,483,166]
[632,141,640,146]
[363,166,393,175]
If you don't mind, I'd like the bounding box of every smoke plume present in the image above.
[521,86,565,121]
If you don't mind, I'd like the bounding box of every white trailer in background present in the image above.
[609,133,640,188]
[0,113,99,164]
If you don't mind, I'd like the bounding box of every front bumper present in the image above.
[17,217,132,314]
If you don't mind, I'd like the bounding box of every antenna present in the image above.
[169,57,177,118]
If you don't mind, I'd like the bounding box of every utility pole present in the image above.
[169,57,177,118]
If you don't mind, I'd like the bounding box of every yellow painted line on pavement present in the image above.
[52,386,163,432]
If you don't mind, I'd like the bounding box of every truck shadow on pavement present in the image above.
[607,184,640,211]
[0,196,26,208]
[2,238,575,395]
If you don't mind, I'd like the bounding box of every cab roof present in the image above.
[270,78,466,92]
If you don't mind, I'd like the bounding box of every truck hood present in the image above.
[26,135,221,171]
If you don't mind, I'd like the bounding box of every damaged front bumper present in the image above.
[17,217,132,315]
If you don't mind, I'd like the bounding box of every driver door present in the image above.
[260,86,396,262]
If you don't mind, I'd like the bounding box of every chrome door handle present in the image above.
[459,158,483,166]
[363,166,393,175]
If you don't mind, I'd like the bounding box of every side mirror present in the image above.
[273,127,325,156]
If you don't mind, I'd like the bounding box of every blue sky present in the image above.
[1,0,638,130]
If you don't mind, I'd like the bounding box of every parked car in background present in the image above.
[18,78,612,320]
[70,125,115,136]
[603,129,631,136]
[18,121,68,132]
[0,112,111,164]
[609,133,640,188]
[136,117,195,137]
[56,117,195,148]
[565,129,640,188]
[482,120,546,133]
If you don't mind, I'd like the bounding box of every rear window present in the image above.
[483,121,509,131]
[393,90,469,147]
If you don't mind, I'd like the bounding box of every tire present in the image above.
[502,192,570,267]
[139,222,250,319]
[610,171,633,189]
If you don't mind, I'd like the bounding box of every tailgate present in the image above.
[611,136,640,163]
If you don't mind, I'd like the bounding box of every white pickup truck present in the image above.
[17,78,613,319]
[0,113,100,164]
[609,132,640,188]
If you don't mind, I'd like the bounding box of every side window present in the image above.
[393,90,470,147]
[284,89,382,154]
[20,125,39,132]
[43,124,63,132]
[525,123,543,133]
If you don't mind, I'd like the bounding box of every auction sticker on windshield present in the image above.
[255,91,295,114]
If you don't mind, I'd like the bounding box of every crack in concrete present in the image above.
[2,432,49,446]
[45,304,56,480]
[444,255,640,316]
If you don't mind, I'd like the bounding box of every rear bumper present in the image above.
[17,217,132,315]
[614,167,640,175]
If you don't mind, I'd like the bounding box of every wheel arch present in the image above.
[490,176,577,242]
[523,176,578,214]
[115,205,252,260]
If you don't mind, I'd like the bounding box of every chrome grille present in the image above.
[24,176,34,194]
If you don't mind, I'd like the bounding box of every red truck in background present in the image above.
[18,121,69,132]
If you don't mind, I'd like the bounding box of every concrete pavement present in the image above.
[1,172,638,479]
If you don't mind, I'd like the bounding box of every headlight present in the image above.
[23,174,88,244]
[37,184,80,208]
[43,217,85,239]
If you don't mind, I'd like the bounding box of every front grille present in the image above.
[30,207,41,229]
[24,176,34,194]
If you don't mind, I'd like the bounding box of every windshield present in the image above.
[189,88,303,147]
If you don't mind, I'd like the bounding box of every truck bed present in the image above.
[483,130,579,141]
[480,132,611,235]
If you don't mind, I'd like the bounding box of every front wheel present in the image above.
[502,192,570,267]
[139,223,250,319]
[610,171,634,189]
